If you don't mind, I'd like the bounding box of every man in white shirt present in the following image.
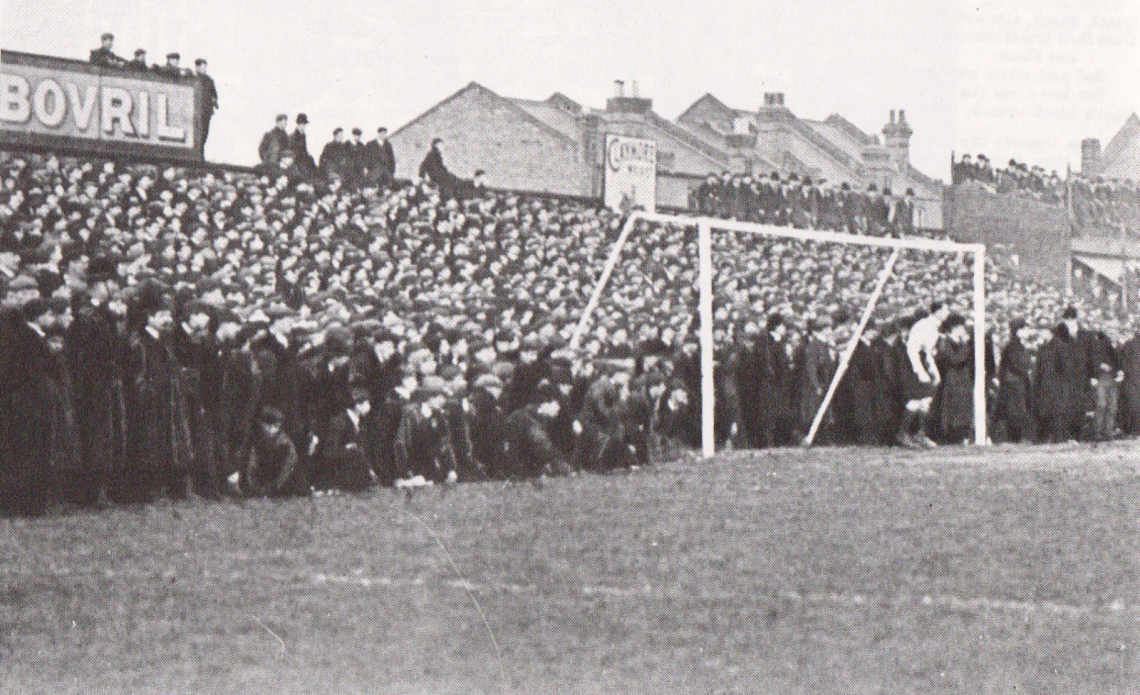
[900,301,951,448]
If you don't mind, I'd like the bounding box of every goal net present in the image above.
[570,212,987,458]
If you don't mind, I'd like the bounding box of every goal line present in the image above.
[570,211,988,457]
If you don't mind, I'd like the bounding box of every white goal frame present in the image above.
[570,211,988,458]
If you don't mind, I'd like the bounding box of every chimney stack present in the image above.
[763,92,786,107]
[605,80,653,114]
[881,108,913,173]
[1082,138,1103,177]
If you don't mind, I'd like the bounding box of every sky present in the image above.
[3,0,1139,180]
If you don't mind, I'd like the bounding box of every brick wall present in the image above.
[943,183,1070,287]
[390,86,588,196]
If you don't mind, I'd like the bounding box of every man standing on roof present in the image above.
[419,138,455,198]
[156,52,185,78]
[258,114,289,172]
[90,32,126,68]
[363,127,396,189]
[288,114,317,179]
[319,128,351,185]
[128,48,149,71]
[194,58,219,153]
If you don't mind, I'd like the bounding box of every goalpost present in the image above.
[570,211,988,458]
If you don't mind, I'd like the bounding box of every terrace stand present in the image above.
[571,212,988,458]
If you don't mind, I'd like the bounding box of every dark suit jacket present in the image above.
[259,128,288,168]
[323,411,374,492]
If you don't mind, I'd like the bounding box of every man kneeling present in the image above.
[244,406,307,497]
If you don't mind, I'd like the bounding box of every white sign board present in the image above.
[604,133,656,212]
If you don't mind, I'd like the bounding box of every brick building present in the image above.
[390,81,944,225]
[675,92,943,228]
[942,182,1071,289]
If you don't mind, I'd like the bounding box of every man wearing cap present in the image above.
[346,128,368,190]
[259,115,290,173]
[157,52,185,78]
[994,319,1035,443]
[695,174,720,216]
[755,313,793,447]
[1117,320,1140,435]
[571,372,629,472]
[393,375,457,483]
[62,256,126,506]
[244,406,305,497]
[0,297,60,516]
[363,127,396,189]
[792,315,835,441]
[373,369,417,486]
[90,33,126,67]
[1086,324,1122,441]
[194,59,219,151]
[123,282,194,501]
[503,332,551,414]
[867,186,891,237]
[174,299,226,498]
[128,48,149,71]
[1033,307,1091,443]
[503,380,570,478]
[318,128,350,186]
[419,137,455,199]
[893,188,916,236]
[467,372,507,478]
[319,383,376,492]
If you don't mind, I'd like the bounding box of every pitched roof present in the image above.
[390,81,578,145]
[676,93,736,125]
[545,92,583,114]
[822,114,875,145]
[635,110,729,167]
[1102,113,1140,170]
[509,97,583,142]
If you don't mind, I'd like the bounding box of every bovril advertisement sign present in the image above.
[0,50,199,161]
[604,133,656,213]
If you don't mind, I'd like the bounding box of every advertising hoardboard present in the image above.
[0,50,201,162]
[603,133,656,212]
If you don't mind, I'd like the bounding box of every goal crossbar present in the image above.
[571,211,988,457]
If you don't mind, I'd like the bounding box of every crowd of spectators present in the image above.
[950,152,1140,240]
[951,154,1065,204]
[2,149,1140,518]
[691,172,917,236]
[1068,176,1140,237]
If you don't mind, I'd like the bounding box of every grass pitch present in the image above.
[1,442,1138,694]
